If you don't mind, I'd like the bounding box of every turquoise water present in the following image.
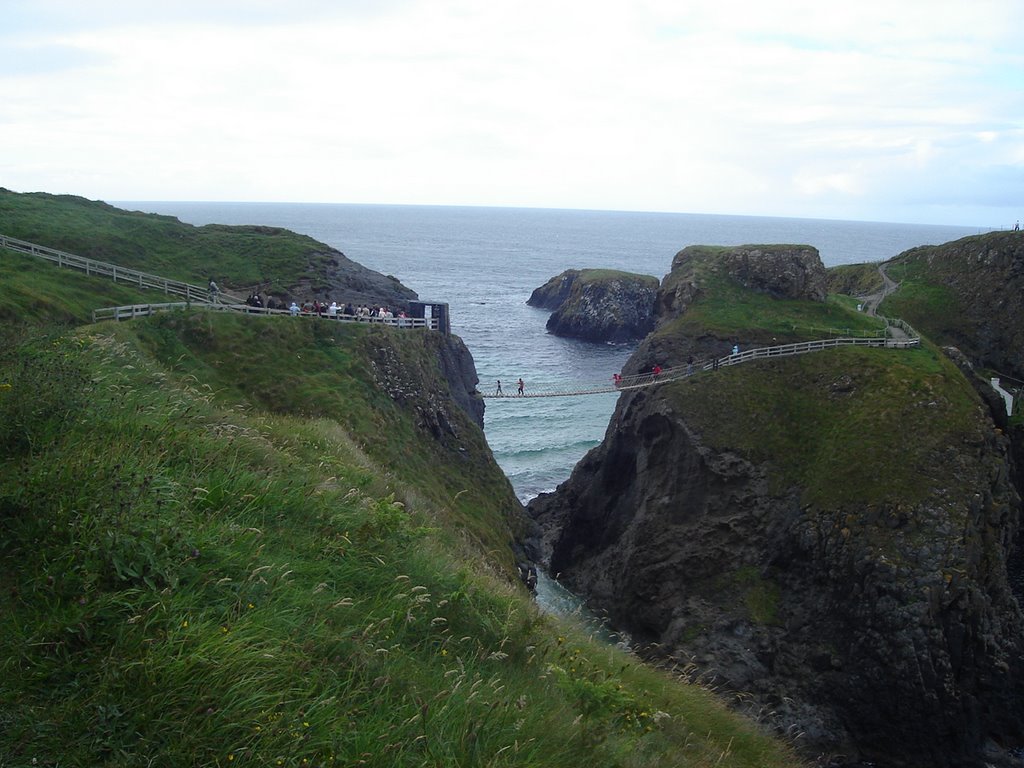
[122,201,989,504]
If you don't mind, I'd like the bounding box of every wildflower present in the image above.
[227,755,234,762]
[247,603,255,609]
[182,620,189,628]
[440,649,448,656]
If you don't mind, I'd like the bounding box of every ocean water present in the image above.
[122,201,988,503]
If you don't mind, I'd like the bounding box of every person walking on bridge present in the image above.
[517,378,525,396]
[495,380,503,396]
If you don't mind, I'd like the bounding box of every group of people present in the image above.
[245,293,288,311]
[292,300,406,320]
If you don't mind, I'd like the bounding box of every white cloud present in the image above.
[0,0,1021,225]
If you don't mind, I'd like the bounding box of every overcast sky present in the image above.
[1,0,1021,226]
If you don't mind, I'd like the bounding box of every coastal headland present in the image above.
[0,190,804,768]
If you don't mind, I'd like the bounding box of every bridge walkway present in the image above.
[484,331,920,399]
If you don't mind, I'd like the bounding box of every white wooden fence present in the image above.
[91,301,439,330]
[2,233,231,302]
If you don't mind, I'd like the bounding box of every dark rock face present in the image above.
[529,269,659,343]
[435,334,485,429]
[285,248,419,311]
[712,245,829,301]
[529,384,1024,767]
[659,244,828,320]
[364,331,484,435]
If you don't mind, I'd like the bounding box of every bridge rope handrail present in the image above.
[484,332,920,399]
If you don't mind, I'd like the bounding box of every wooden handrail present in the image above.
[91,301,439,330]
[1,233,237,303]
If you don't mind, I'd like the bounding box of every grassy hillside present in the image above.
[826,262,884,297]
[878,257,970,344]
[662,342,983,508]
[1,189,336,293]
[0,250,802,765]
[0,247,176,325]
[657,262,885,345]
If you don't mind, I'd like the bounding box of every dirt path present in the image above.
[861,263,899,317]
[861,264,909,340]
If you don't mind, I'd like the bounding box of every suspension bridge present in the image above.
[484,329,920,399]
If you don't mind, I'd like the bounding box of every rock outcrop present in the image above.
[528,269,659,343]
[286,246,418,311]
[658,244,828,320]
[526,243,1024,767]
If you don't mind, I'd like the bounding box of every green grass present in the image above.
[1,248,177,325]
[656,266,885,344]
[0,259,803,767]
[1,189,337,293]
[879,259,970,342]
[826,263,884,297]
[663,343,983,508]
[576,269,659,284]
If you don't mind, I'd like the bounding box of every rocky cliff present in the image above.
[526,244,1024,767]
[284,242,418,310]
[528,269,659,343]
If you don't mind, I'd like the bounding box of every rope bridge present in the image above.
[483,333,920,399]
